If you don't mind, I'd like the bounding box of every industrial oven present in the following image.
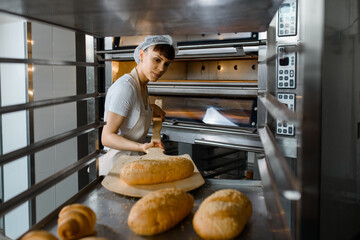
[107,33,263,181]
[0,0,359,239]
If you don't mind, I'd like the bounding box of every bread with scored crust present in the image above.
[120,157,194,185]
[193,189,252,240]
[128,188,194,235]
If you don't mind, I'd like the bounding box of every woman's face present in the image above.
[140,46,173,82]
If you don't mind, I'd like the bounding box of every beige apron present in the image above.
[99,68,152,176]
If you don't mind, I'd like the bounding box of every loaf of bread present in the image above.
[57,203,97,240]
[120,157,194,185]
[193,189,252,240]
[128,188,194,235]
[21,230,58,240]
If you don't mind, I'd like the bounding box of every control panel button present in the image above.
[278,0,297,37]
[277,46,296,89]
[276,93,295,136]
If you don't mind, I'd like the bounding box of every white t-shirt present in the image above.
[104,74,140,136]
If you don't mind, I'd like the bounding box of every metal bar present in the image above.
[148,82,258,86]
[95,49,135,54]
[258,158,292,240]
[26,21,37,226]
[163,122,256,135]
[95,40,262,55]
[194,139,264,153]
[96,41,261,62]
[148,87,258,97]
[258,92,299,125]
[0,122,104,166]
[0,57,101,67]
[0,46,4,233]
[100,55,258,62]
[258,125,301,200]
[0,92,105,115]
[177,42,258,49]
[0,151,100,217]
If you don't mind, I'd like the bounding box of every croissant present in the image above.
[57,203,97,240]
[21,230,58,240]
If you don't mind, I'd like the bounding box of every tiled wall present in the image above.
[31,22,78,222]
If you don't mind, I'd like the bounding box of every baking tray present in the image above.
[42,179,272,240]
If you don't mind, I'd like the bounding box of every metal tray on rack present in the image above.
[42,179,272,240]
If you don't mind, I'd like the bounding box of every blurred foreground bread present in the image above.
[79,238,108,240]
[121,157,194,185]
[128,188,194,235]
[57,203,96,240]
[193,189,252,240]
[21,230,58,240]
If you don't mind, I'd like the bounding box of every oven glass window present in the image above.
[149,96,256,128]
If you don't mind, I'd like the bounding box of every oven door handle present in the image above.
[194,139,264,153]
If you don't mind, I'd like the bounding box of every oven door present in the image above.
[148,81,262,153]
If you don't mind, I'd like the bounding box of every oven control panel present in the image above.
[276,93,295,136]
[278,0,297,37]
[277,46,296,89]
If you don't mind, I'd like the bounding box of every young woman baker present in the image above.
[99,35,176,175]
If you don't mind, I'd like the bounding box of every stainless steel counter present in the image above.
[43,179,272,240]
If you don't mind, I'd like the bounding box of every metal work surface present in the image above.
[43,179,272,240]
[0,0,284,37]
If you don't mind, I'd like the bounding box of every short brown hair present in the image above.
[152,44,175,61]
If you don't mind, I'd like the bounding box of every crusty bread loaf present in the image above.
[193,189,252,240]
[120,157,194,185]
[21,230,58,240]
[57,203,97,240]
[128,188,194,235]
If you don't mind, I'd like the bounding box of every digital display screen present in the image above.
[280,57,289,66]
[280,3,290,13]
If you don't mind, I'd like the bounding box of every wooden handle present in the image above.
[151,99,163,142]
[155,99,163,109]
[151,117,162,142]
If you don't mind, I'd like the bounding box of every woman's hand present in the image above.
[151,104,166,121]
[140,140,164,153]
[151,140,164,149]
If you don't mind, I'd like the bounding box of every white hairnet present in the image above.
[133,35,176,64]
